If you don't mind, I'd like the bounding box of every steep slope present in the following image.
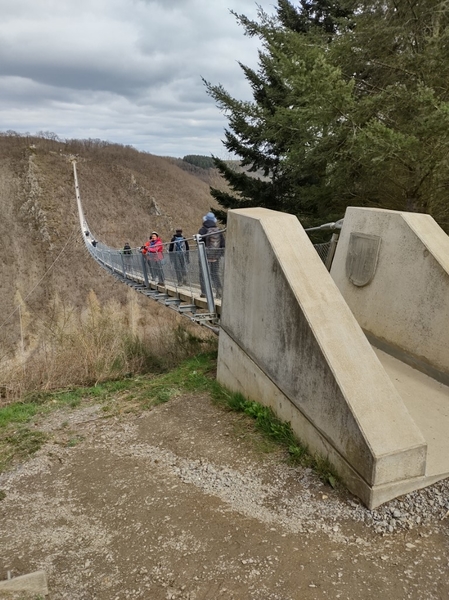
[0,135,219,356]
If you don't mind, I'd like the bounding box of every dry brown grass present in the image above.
[0,289,216,405]
[0,133,221,403]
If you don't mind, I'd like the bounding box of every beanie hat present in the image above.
[203,212,217,224]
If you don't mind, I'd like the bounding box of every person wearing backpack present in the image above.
[198,212,225,299]
[168,228,190,285]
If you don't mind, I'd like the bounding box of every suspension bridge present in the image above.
[73,160,339,329]
[73,160,449,510]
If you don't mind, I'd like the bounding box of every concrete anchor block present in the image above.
[0,570,48,595]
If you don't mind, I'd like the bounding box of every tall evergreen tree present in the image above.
[336,0,449,223]
[206,0,449,230]
[204,0,351,225]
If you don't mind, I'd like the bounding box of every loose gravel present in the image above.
[0,395,448,599]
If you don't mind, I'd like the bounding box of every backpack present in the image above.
[205,227,222,249]
[174,235,186,252]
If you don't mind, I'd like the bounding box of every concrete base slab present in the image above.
[0,570,48,595]
[374,348,449,478]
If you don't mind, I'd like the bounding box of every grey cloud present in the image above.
[0,0,274,156]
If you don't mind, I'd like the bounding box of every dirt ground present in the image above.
[0,392,448,600]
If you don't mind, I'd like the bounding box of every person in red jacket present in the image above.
[141,232,165,285]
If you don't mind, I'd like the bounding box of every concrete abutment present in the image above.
[217,207,448,508]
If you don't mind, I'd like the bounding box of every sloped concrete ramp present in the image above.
[375,348,449,483]
[216,207,444,509]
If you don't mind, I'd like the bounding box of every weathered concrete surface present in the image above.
[0,570,48,595]
[331,207,449,381]
[217,208,427,508]
[375,348,449,480]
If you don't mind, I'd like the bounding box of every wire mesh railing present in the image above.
[305,220,343,270]
[85,238,226,303]
[313,242,332,265]
[84,225,338,298]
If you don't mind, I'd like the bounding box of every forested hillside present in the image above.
[0,134,219,370]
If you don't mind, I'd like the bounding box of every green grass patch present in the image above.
[0,353,216,432]
[0,402,40,428]
[6,428,48,456]
[66,434,85,448]
[0,427,48,472]
[209,387,340,488]
[0,351,340,488]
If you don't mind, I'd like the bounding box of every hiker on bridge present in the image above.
[198,212,225,299]
[169,228,190,286]
[141,232,165,285]
[122,241,133,273]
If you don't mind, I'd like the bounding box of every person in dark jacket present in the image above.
[168,228,190,286]
[198,212,225,298]
[122,242,132,273]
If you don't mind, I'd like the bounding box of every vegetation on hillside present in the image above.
[1,290,215,404]
[0,132,220,362]
[183,155,215,169]
[0,351,338,488]
[205,0,449,231]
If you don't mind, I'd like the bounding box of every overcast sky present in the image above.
[0,0,276,157]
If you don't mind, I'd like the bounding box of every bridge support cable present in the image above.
[305,219,343,271]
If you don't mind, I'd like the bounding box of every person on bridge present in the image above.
[122,242,133,274]
[168,228,190,286]
[198,212,225,299]
[141,232,165,285]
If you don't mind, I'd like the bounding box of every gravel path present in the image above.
[0,393,448,599]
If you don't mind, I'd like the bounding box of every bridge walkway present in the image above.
[110,268,221,321]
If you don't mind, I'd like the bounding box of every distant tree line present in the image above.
[183,155,215,170]
[204,0,449,231]
[0,131,144,160]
